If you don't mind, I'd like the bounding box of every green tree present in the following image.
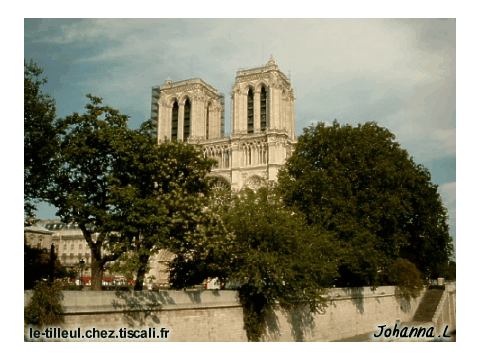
[168,184,234,289]
[107,122,214,290]
[388,258,424,300]
[277,121,453,287]
[47,95,133,290]
[24,242,72,290]
[24,59,59,216]
[175,186,337,341]
[24,281,64,329]
[443,260,456,281]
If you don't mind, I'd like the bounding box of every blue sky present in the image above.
[24,18,456,256]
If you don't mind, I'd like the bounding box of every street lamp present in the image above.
[79,259,85,285]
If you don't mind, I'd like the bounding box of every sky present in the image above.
[23,18,456,256]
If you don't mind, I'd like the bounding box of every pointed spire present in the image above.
[267,55,277,67]
[166,77,172,84]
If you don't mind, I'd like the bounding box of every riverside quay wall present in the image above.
[24,285,455,342]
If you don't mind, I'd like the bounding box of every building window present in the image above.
[172,101,179,141]
[184,98,191,140]
[247,89,254,133]
[260,86,267,131]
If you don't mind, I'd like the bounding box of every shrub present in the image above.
[24,281,64,327]
[389,258,424,300]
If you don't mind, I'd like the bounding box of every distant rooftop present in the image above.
[24,225,54,235]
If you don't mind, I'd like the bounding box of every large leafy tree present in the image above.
[24,60,59,215]
[173,186,337,341]
[24,242,72,290]
[107,122,214,290]
[277,121,453,286]
[168,185,235,289]
[48,95,132,290]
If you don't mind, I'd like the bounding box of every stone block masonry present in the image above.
[24,286,455,342]
[25,290,247,342]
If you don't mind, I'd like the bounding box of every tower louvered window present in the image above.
[260,86,267,131]
[206,103,210,140]
[184,98,191,140]
[247,89,254,133]
[172,101,179,141]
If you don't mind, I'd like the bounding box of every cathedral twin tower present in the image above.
[150,57,296,190]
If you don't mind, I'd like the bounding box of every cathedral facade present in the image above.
[151,57,297,190]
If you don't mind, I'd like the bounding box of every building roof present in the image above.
[25,221,97,237]
[24,225,54,235]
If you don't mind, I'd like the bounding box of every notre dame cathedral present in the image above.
[150,56,296,191]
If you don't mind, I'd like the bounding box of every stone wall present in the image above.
[24,290,247,342]
[262,286,426,341]
[24,286,430,342]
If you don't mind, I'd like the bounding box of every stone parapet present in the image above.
[24,286,440,342]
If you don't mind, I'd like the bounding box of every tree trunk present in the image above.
[134,254,150,291]
[91,246,103,291]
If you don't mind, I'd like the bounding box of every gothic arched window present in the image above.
[260,86,267,131]
[172,101,179,141]
[247,89,254,133]
[184,98,191,140]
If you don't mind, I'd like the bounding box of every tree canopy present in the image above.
[37,92,214,291]
[107,121,214,290]
[24,59,59,216]
[277,120,453,286]
[172,185,337,341]
[24,61,216,291]
[46,95,135,290]
[24,242,72,290]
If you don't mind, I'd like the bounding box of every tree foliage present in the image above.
[168,183,233,288]
[47,95,132,290]
[277,121,453,287]
[24,59,59,216]
[107,123,214,290]
[24,281,64,328]
[442,260,456,281]
[174,186,337,341]
[24,242,72,290]
[389,258,424,300]
[27,82,215,291]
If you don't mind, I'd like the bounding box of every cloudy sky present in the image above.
[24,18,456,255]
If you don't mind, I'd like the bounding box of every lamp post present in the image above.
[49,243,55,283]
[79,259,85,285]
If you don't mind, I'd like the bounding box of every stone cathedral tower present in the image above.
[151,78,225,142]
[151,56,296,191]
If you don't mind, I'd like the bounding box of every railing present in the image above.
[432,285,456,333]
